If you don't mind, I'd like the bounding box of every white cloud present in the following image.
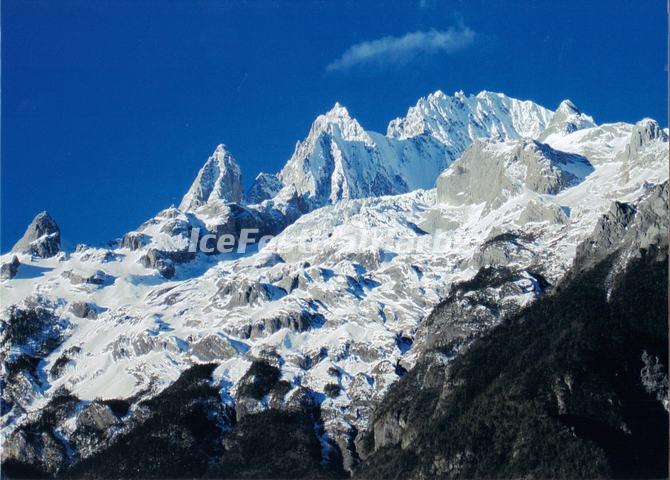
[326,26,475,72]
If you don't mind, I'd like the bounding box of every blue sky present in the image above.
[2,0,667,250]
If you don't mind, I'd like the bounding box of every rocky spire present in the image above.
[305,102,372,145]
[179,144,243,212]
[12,211,61,258]
[276,102,378,208]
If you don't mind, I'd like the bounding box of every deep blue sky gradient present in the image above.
[2,0,667,250]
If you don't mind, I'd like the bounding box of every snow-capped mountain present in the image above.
[1,90,667,476]
[387,90,553,145]
[274,91,554,210]
[539,99,596,141]
[179,144,243,211]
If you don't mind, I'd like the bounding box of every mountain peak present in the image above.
[427,89,447,101]
[276,102,377,207]
[476,90,506,99]
[635,117,665,136]
[328,102,349,116]
[12,210,61,258]
[388,90,553,144]
[557,99,580,114]
[616,118,670,163]
[321,102,353,123]
[179,144,243,211]
[308,102,370,145]
[539,100,595,141]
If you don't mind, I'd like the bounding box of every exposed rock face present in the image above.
[243,306,325,339]
[189,334,237,362]
[70,401,122,460]
[179,144,243,211]
[1,302,70,433]
[76,402,118,432]
[121,231,150,250]
[49,346,82,379]
[471,232,537,269]
[235,359,285,419]
[219,278,280,308]
[62,269,113,286]
[11,211,61,258]
[574,182,668,274]
[436,139,593,209]
[617,118,669,165]
[574,201,636,268]
[2,391,79,476]
[517,199,569,224]
[245,172,283,204]
[139,249,176,278]
[139,249,195,279]
[70,301,99,319]
[412,265,546,356]
[0,256,20,280]
[207,203,278,240]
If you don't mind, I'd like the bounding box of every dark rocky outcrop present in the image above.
[235,359,286,418]
[139,249,195,279]
[49,346,82,379]
[62,270,113,286]
[189,335,237,362]
[218,278,280,308]
[471,231,536,269]
[69,301,99,319]
[139,249,176,278]
[411,265,545,356]
[1,303,70,424]
[1,390,80,476]
[121,232,150,251]
[8,363,344,479]
[572,182,667,276]
[1,255,21,280]
[240,306,325,339]
[11,211,61,258]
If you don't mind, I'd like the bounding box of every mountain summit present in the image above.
[274,91,559,210]
[539,99,596,141]
[179,144,243,211]
[387,90,554,145]
[11,211,61,258]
